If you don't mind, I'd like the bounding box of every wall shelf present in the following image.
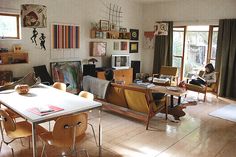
[90,29,131,40]
[0,52,29,65]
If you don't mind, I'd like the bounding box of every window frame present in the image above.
[0,13,20,39]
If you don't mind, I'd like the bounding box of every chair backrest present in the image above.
[52,113,88,145]
[123,86,151,113]
[160,66,178,77]
[33,65,54,85]
[78,91,94,100]
[52,82,67,91]
[0,109,16,133]
[211,72,220,93]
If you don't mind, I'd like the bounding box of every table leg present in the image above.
[32,123,37,157]
[170,95,174,108]
[98,108,102,157]
[178,96,181,105]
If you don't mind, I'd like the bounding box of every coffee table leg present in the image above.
[170,95,174,108]
[98,108,102,157]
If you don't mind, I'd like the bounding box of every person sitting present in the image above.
[189,63,216,87]
[104,69,115,82]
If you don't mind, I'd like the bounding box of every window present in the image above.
[173,25,218,80]
[0,13,20,39]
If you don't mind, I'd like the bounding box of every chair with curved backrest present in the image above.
[185,71,220,101]
[52,82,67,92]
[0,109,46,157]
[78,91,94,100]
[40,113,89,157]
[153,66,178,86]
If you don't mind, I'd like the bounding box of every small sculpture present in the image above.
[88,58,98,64]
[39,33,46,50]
[31,28,38,45]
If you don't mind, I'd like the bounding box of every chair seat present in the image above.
[185,83,206,93]
[40,132,86,148]
[7,121,47,139]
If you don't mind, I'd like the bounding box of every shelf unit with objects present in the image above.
[0,52,29,65]
[90,29,131,40]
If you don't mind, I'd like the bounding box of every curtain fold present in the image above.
[216,19,236,98]
[153,21,173,74]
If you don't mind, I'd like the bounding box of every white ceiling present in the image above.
[129,0,180,3]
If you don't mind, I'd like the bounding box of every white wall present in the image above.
[0,0,143,77]
[142,0,236,74]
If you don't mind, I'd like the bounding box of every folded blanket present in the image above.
[83,75,110,99]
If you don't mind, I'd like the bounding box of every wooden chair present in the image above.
[40,113,89,157]
[123,86,167,130]
[153,66,178,86]
[185,72,220,101]
[78,91,94,100]
[0,109,46,157]
[52,82,67,91]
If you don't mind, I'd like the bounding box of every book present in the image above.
[28,105,64,116]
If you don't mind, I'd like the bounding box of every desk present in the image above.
[0,84,102,157]
[150,86,186,107]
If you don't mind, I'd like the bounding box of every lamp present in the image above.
[21,4,47,28]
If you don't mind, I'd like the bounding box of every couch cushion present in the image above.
[106,84,128,108]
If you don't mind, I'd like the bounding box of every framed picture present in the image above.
[129,42,139,53]
[50,61,82,94]
[143,31,154,49]
[121,41,128,51]
[113,42,120,51]
[130,29,139,40]
[90,42,107,56]
[100,20,109,31]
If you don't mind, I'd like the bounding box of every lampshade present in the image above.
[21,4,47,28]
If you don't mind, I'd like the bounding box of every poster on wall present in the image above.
[154,22,168,36]
[52,24,80,49]
[21,4,47,27]
[143,31,154,49]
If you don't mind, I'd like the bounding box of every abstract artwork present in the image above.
[113,42,120,51]
[130,29,139,40]
[21,4,47,28]
[90,42,106,56]
[121,41,128,51]
[129,42,139,53]
[52,24,80,49]
[154,22,168,36]
[50,61,82,94]
[143,31,154,49]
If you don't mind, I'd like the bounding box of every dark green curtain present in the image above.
[153,21,173,74]
[216,19,236,98]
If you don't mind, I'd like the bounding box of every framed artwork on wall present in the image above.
[51,24,80,49]
[90,42,107,56]
[113,42,120,51]
[143,31,154,49]
[100,20,109,31]
[121,41,128,51]
[130,29,139,40]
[129,42,138,53]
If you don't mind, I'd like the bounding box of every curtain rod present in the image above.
[156,19,219,23]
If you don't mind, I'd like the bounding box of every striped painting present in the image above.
[52,24,80,49]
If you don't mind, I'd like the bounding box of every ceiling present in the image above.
[129,0,180,3]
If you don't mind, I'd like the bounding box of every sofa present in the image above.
[97,83,167,130]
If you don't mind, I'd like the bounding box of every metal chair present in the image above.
[0,109,46,157]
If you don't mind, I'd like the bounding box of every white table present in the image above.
[0,84,102,157]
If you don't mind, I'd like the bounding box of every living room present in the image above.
[0,0,236,157]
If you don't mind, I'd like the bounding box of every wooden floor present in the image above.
[1,92,236,157]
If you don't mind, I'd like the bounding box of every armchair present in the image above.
[185,71,219,101]
[152,66,178,86]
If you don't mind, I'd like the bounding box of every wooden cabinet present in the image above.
[0,52,28,65]
[97,68,133,85]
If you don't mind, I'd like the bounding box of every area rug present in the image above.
[209,104,236,122]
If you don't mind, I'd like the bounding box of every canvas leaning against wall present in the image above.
[51,24,80,49]
[50,61,82,94]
